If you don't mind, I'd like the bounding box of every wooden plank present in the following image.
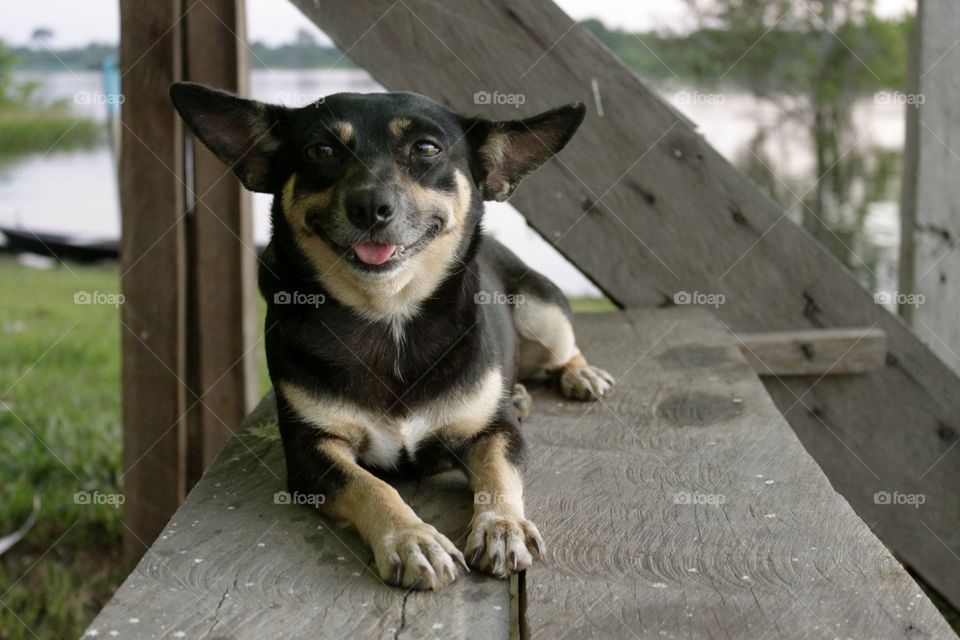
[119,0,189,566]
[84,393,510,639]
[523,309,953,639]
[899,0,960,375]
[292,0,960,608]
[737,327,886,376]
[88,309,953,638]
[183,0,258,485]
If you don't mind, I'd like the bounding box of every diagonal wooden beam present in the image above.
[289,0,960,607]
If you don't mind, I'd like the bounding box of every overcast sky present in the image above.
[0,0,915,48]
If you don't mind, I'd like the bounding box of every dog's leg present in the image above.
[511,383,532,420]
[462,428,544,577]
[515,295,615,400]
[285,434,467,590]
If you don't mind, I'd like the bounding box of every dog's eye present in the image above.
[305,143,334,160]
[412,140,441,157]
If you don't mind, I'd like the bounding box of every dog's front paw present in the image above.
[561,364,615,400]
[374,522,468,590]
[465,511,544,578]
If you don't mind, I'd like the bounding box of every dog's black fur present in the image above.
[171,84,612,589]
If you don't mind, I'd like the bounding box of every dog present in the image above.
[170,83,615,590]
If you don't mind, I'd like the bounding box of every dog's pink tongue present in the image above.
[353,242,397,266]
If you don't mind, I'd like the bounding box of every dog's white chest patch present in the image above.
[361,413,436,468]
[280,368,504,469]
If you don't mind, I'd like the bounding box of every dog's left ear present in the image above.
[465,103,586,201]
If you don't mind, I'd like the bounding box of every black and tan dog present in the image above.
[170,83,614,590]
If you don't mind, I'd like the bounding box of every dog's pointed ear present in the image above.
[170,82,287,193]
[465,103,585,202]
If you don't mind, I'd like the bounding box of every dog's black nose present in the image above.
[346,187,396,229]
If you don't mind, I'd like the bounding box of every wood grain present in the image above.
[88,310,954,638]
[291,0,960,608]
[119,0,188,567]
[183,0,259,485]
[522,310,954,639]
[899,0,960,375]
[737,327,887,376]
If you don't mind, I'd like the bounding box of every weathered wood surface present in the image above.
[87,310,954,639]
[523,310,952,639]
[737,327,886,376]
[899,0,960,375]
[86,394,509,640]
[293,0,960,608]
[119,0,189,567]
[183,0,259,485]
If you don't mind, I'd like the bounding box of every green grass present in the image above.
[0,257,125,640]
[570,296,617,313]
[0,109,101,157]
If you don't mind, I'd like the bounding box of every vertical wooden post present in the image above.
[119,0,189,565]
[900,0,960,374]
[183,0,257,485]
[120,0,254,563]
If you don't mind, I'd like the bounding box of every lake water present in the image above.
[0,69,907,297]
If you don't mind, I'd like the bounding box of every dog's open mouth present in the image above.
[352,242,398,266]
[313,218,443,275]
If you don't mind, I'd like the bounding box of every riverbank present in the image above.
[0,108,100,156]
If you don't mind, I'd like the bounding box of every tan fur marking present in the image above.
[280,367,503,468]
[407,180,461,230]
[561,352,587,374]
[316,439,419,541]
[282,174,334,232]
[465,435,525,518]
[433,367,504,441]
[282,174,376,317]
[283,170,473,323]
[332,121,354,144]
[390,169,474,310]
[279,382,369,449]
[388,117,413,138]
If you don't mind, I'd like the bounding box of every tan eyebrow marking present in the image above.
[332,121,354,144]
[388,117,413,138]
